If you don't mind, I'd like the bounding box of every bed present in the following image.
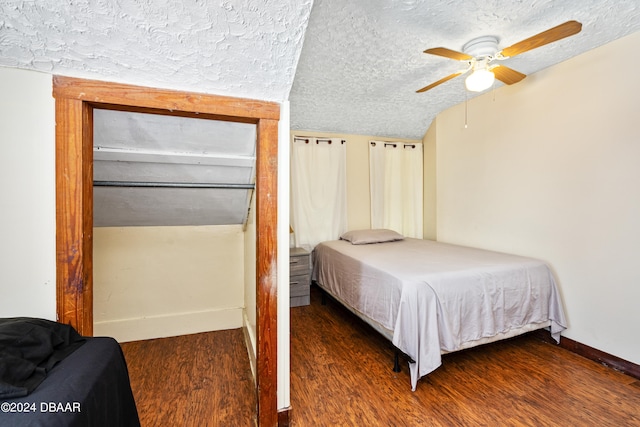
[312,230,567,390]
[0,318,140,427]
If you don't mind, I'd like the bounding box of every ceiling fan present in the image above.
[417,20,582,93]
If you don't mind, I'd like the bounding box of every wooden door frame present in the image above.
[53,76,279,426]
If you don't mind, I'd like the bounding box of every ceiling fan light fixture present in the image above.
[418,21,582,94]
[465,68,495,92]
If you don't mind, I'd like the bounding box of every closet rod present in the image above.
[94,180,255,189]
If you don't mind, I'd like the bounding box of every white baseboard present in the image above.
[243,310,257,384]
[94,307,243,343]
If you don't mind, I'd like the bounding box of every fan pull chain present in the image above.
[464,89,468,129]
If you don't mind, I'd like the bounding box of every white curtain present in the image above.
[369,141,423,238]
[291,137,347,251]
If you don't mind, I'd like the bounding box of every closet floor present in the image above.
[121,328,256,427]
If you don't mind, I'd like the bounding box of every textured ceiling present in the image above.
[3,1,639,140]
[289,0,640,139]
[0,0,313,101]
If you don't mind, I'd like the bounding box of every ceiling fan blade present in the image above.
[424,47,473,61]
[492,65,526,85]
[416,72,464,93]
[500,20,582,58]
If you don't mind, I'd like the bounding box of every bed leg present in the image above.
[393,351,401,373]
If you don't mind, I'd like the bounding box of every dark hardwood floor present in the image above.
[121,285,640,426]
[121,329,256,427]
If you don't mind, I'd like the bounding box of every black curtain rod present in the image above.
[94,181,255,189]
[294,137,346,144]
[370,141,417,149]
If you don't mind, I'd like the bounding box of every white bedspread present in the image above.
[312,238,567,390]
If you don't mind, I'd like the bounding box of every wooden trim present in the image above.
[534,330,640,380]
[256,118,279,426]
[53,76,280,426]
[52,75,280,121]
[558,336,640,380]
[277,407,291,426]
[55,97,94,336]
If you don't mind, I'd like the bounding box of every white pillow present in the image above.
[340,229,404,245]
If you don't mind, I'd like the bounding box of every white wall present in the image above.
[422,120,437,240]
[0,67,56,320]
[278,100,292,411]
[434,31,640,365]
[93,224,245,342]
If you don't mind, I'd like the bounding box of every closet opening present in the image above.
[92,107,257,342]
[53,76,279,426]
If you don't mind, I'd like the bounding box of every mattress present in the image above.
[313,238,567,390]
[1,336,140,427]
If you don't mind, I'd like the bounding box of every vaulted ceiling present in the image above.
[2,0,639,226]
[3,1,639,139]
[289,0,640,139]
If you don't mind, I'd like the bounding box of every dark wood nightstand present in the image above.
[289,247,311,307]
